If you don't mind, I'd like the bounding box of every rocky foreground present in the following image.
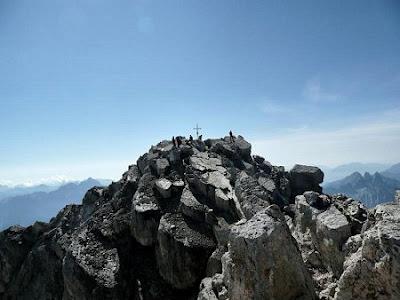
[1,136,400,300]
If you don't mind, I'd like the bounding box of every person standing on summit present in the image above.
[176,136,182,147]
[229,130,235,143]
[172,136,176,148]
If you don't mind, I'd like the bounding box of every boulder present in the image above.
[316,205,351,277]
[253,155,265,164]
[290,164,324,197]
[189,152,226,174]
[137,152,159,174]
[332,194,368,235]
[155,178,172,199]
[233,135,252,161]
[198,274,229,300]
[198,277,219,300]
[172,179,185,192]
[257,176,276,194]
[186,153,243,221]
[303,191,330,209]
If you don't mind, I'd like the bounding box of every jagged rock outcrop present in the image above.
[221,205,316,300]
[333,203,400,299]
[0,135,398,300]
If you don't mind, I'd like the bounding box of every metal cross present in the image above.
[193,123,202,138]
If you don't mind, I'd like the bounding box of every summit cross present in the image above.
[193,123,202,138]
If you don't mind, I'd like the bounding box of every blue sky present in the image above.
[0,0,399,184]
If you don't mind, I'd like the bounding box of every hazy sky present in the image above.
[0,0,399,184]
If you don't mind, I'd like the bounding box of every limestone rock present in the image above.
[156,213,216,289]
[316,205,351,277]
[223,206,316,300]
[2,135,399,300]
[234,172,270,218]
[334,203,400,299]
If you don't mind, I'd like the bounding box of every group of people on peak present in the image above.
[171,130,235,148]
[171,135,198,148]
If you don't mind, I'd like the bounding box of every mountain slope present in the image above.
[382,163,400,181]
[0,184,57,201]
[324,171,400,207]
[322,162,390,183]
[0,178,103,229]
[1,136,400,299]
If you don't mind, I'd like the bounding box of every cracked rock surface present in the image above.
[0,135,398,299]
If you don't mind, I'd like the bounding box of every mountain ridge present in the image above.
[324,171,400,207]
[1,136,399,300]
[0,178,109,229]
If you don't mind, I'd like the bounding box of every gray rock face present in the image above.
[333,203,400,300]
[0,225,39,294]
[290,193,355,296]
[234,172,270,218]
[156,213,216,289]
[1,135,398,300]
[179,187,207,222]
[62,227,120,299]
[131,174,161,246]
[186,152,244,221]
[315,206,351,277]
[223,206,316,300]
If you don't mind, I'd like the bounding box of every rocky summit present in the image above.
[1,135,400,300]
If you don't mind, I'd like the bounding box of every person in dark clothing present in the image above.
[189,135,193,143]
[198,135,202,141]
[172,136,176,147]
[229,130,234,143]
[176,136,182,147]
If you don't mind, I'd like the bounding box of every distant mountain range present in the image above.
[0,178,111,201]
[0,184,58,201]
[0,178,110,229]
[321,163,391,183]
[382,163,400,181]
[324,171,400,208]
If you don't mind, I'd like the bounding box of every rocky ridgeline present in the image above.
[1,136,400,300]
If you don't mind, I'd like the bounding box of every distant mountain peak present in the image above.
[325,171,400,207]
